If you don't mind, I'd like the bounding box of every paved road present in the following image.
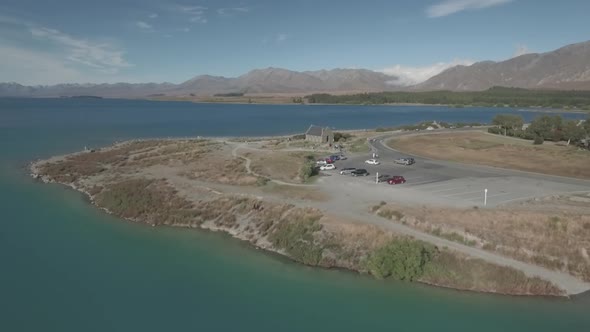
[332,130,590,208]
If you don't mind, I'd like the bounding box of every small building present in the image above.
[305,125,334,145]
[522,123,531,130]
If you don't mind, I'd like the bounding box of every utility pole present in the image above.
[484,188,488,207]
[376,172,379,184]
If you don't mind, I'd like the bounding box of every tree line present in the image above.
[490,113,590,146]
[305,87,590,109]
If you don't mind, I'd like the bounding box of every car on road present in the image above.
[377,174,391,183]
[386,176,406,185]
[365,159,380,165]
[351,169,369,177]
[339,167,356,175]
[320,164,336,171]
[394,157,415,165]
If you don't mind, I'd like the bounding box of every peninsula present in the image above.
[30,127,590,297]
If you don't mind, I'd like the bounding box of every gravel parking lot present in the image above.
[316,134,590,208]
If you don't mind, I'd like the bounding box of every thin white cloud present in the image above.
[148,13,159,19]
[176,5,208,24]
[217,7,249,16]
[0,44,82,85]
[427,0,513,18]
[513,43,531,57]
[379,59,475,86]
[30,27,131,71]
[136,21,153,30]
[276,33,287,43]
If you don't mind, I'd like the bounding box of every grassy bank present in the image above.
[388,131,590,179]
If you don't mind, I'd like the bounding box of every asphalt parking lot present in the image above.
[317,135,590,208]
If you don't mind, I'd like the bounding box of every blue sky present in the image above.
[1,0,589,85]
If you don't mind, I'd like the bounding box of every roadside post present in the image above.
[376,172,379,184]
[484,188,488,207]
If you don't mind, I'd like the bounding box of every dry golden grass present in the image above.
[389,131,590,179]
[261,183,330,201]
[373,201,590,281]
[247,150,318,183]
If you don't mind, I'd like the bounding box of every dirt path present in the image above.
[227,140,590,295]
[230,143,315,187]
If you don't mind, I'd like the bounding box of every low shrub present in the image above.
[366,238,435,281]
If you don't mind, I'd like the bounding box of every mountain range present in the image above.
[1,40,589,98]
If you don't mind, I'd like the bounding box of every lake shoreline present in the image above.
[28,136,572,298]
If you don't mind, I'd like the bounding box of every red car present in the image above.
[387,176,406,185]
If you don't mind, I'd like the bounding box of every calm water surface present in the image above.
[1,98,589,331]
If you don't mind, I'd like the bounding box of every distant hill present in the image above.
[0,68,400,98]
[3,40,590,98]
[415,40,590,91]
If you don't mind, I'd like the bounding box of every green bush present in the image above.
[269,216,324,265]
[299,156,318,182]
[533,136,544,145]
[366,238,435,281]
[487,127,502,134]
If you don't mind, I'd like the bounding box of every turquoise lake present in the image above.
[1,98,589,331]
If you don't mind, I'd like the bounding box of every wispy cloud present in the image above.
[217,7,249,16]
[0,44,83,85]
[148,13,159,19]
[136,21,153,30]
[426,0,513,18]
[176,5,208,24]
[379,59,475,86]
[276,33,287,43]
[513,43,531,57]
[30,27,131,72]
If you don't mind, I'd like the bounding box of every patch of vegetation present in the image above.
[95,179,199,225]
[347,138,370,153]
[306,87,590,109]
[269,215,324,265]
[298,155,319,182]
[366,238,435,281]
[377,209,404,220]
[214,92,244,97]
[421,251,564,295]
[333,132,353,142]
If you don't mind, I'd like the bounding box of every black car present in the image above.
[351,169,369,176]
[339,167,357,175]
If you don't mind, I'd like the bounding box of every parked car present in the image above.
[316,160,327,165]
[386,176,406,185]
[325,158,334,164]
[394,157,415,165]
[339,167,357,175]
[351,169,369,176]
[377,174,391,183]
[330,155,341,161]
[320,164,336,171]
[365,159,380,165]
